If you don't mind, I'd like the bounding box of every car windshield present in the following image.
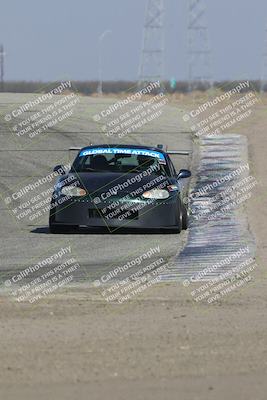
[71,150,168,175]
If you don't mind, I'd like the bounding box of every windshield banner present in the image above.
[79,147,166,163]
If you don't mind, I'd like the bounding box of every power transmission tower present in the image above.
[187,0,213,92]
[138,0,165,87]
[261,23,267,93]
[0,44,4,92]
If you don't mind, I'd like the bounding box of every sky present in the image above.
[0,0,267,82]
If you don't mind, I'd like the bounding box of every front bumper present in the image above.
[51,195,181,230]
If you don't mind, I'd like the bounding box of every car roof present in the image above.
[79,144,166,155]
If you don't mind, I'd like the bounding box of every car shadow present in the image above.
[30,227,179,235]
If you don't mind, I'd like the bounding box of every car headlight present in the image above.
[142,189,169,200]
[61,186,86,197]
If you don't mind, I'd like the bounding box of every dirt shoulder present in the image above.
[0,279,267,400]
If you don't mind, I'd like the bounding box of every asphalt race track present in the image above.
[0,93,192,287]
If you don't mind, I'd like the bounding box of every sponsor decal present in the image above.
[79,147,166,163]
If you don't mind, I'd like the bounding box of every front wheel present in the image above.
[176,202,183,233]
[182,203,189,230]
[49,209,76,234]
[49,222,68,234]
[49,221,78,234]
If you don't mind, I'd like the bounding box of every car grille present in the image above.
[88,208,138,220]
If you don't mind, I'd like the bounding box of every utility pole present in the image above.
[138,0,165,88]
[97,30,112,96]
[187,0,213,92]
[0,44,4,92]
[261,23,267,93]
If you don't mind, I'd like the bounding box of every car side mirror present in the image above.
[177,169,191,179]
[53,165,66,175]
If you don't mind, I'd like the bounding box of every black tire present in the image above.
[182,203,189,230]
[49,222,78,234]
[176,201,183,234]
[49,223,66,234]
[49,209,76,234]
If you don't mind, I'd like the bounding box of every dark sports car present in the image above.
[49,144,191,233]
